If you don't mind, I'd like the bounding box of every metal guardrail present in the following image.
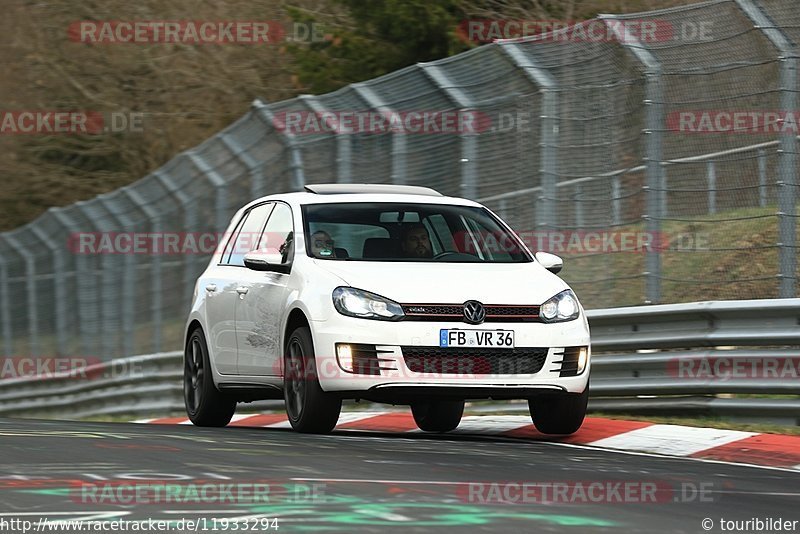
[587,299,800,425]
[0,299,797,424]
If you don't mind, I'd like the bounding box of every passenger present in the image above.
[309,230,335,258]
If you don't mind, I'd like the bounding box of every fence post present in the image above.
[735,0,798,298]
[79,201,122,359]
[758,148,767,207]
[419,63,478,199]
[29,224,68,355]
[351,84,407,185]
[96,195,136,358]
[50,209,96,357]
[602,15,664,304]
[497,42,558,231]
[187,153,229,233]
[300,95,353,184]
[122,187,163,354]
[707,161,717,214]
[0,242,14,356]
[154,168,198,313]
[219,131,266,200]
[612,174,622,225]
[4,235,39,356]
[252,99,306,190]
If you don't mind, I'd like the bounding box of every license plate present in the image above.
[439,329,515,348]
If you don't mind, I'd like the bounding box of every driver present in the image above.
[400,223,433,259]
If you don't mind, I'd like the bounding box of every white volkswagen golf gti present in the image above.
[184,184,591,434]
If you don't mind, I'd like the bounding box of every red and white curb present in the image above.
[135,412,800,471]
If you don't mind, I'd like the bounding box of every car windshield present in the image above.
[302,202,531,263]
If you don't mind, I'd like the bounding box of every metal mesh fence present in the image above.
[0,0,798,360]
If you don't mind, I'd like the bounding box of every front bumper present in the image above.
[310,315,591,396]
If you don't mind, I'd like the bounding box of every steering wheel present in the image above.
[432,251,478,261]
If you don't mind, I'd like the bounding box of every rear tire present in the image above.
[184,328,236,427]
[528,388,588,435]
[283,326,342,433]
[411,400,464,432]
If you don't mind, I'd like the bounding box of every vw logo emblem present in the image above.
[463,300,486,324]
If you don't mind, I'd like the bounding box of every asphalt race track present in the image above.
[0,417,798,533]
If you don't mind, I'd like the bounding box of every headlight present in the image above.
[332,287,405,321]
[540,290,580,323]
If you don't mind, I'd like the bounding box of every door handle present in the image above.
[205,284,217,293]
[236,287,250,295]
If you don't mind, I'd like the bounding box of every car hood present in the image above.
[312,260,569,305]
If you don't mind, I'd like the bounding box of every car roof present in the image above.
[240,184,484,212]
[304,184,443,196]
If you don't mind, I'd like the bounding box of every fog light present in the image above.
[336,344,353,372]
[577,347,589,374]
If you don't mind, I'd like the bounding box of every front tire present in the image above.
[283,326,342,433]
[528,388,588,435]
[184,328,236,427]
[411,400,464,432]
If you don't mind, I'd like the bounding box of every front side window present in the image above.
[260,203,294,265]
[224,203,274,266]
[302,202,531,263]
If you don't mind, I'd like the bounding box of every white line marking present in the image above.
[588,424,757,456]
[334,411,387,426]
[449,416,533,435]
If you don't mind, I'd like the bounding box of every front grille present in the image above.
[401,347,549,375]
[402,304,541,323]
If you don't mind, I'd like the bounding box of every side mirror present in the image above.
[535,251,563,274]
[243,251,288,273]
